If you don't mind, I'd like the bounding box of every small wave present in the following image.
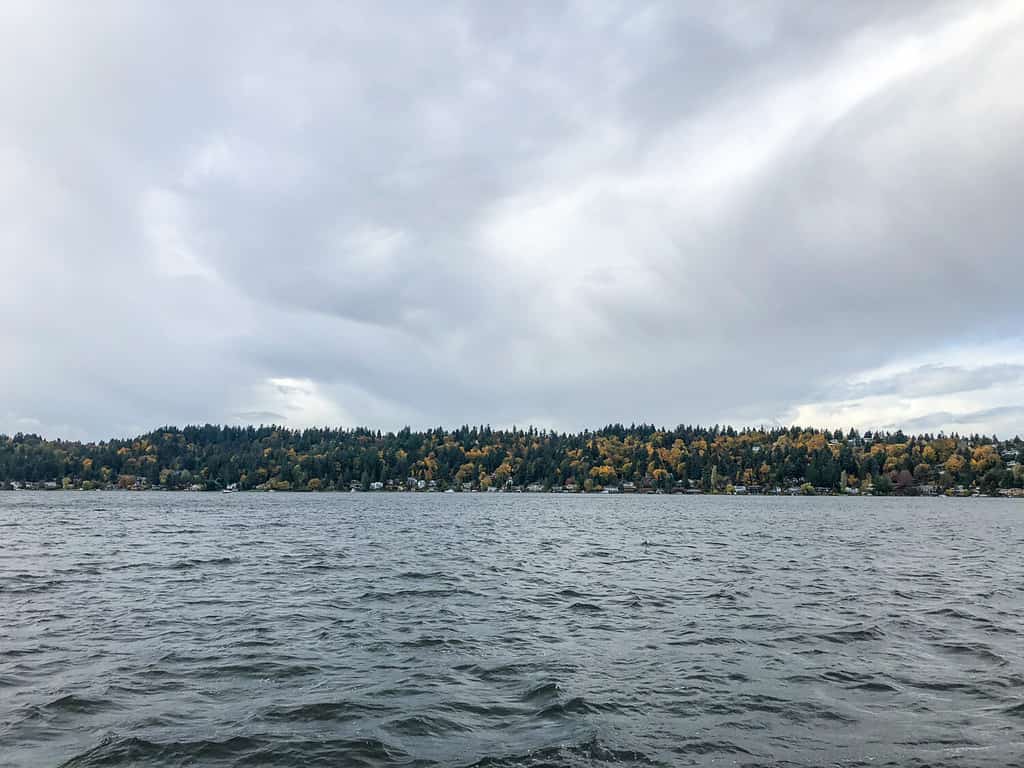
[40,694,112,714]
[60,735,413,767]
[59,735,265,767]
[0,575,64,594]
[468,737,657,766]
[400,635,466,649]
[522,682,561,701]
[704,589,750,601]
[934,642,1008,666]
[667,635,742,647]
[851,681,900,693]
[263,700,395,722]
[387,713,470,736]
[703,694,854,724]
[895,678,980,692]
[821,669,872,684]
[438,699,523,718]
[670,740,753,756]
[398,570,447,580]
[168,556,236,570]
[191,661,321,679]
[1,646,46,658]
[299,562,335,571]
[990,673,1024,689]
[816,624,885,643]
[925,606,973,619]
[360,587,479,600]
[456,662,575,683]
[107,562,148,572]
[152,527,203,535]
[14,694,117,724]
[537,696,625,718]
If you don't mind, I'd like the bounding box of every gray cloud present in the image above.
[1,1,1023,439]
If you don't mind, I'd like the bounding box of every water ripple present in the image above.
[1,493,1022,767]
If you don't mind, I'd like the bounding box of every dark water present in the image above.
[2,493,1023,767]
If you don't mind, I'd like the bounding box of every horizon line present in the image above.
[5,421,1020,445]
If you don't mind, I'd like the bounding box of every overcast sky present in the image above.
[2,1,1023,441]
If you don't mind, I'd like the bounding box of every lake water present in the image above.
[1,493,1023,767]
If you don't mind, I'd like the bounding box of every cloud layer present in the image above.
[2,1,1023,440]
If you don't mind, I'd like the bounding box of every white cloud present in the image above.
[784,340,1024,435]
[247,377,350,427]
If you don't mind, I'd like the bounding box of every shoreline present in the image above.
[2,486,1020,499]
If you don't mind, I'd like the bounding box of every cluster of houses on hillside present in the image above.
[333,476,1023,497]
[4,477,1022,496]
[5,480,62,491]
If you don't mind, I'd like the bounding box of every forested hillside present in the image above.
[1,424,1021,495]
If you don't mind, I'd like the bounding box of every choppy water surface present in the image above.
[2,494,1023,767]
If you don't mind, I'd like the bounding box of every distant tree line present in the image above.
[0,424,1021,495]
